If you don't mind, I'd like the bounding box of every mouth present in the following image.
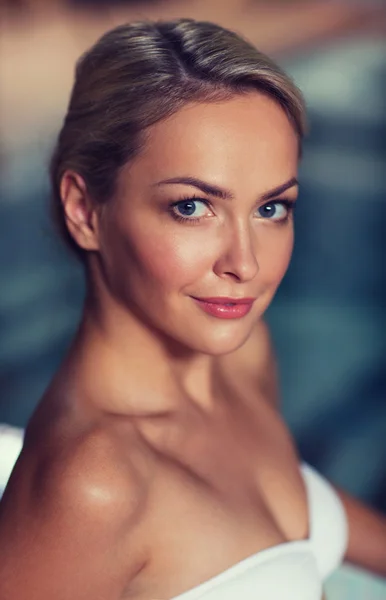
[192,297,256,305]
[191,296,255,319]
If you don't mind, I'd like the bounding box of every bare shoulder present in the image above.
[0,421,151,599]
[13,418,150,517]
[41,423,150,517]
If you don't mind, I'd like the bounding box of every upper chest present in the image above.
[139,370,308,543]
[129,383,310,599]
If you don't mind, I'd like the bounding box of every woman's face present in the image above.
[97,92,299,355]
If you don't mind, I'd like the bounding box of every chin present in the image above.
[180,320,255,356]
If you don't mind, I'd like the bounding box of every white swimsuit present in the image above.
[171,463,348,600]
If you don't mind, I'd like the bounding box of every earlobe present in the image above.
[60,171,100,252]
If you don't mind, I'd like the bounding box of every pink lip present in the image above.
[192,297,255,319]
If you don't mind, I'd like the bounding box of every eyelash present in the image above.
[168,195,210,224]
[168,196,296,224]
[258,199,296,223]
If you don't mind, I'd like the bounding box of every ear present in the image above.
[60,171,100,252]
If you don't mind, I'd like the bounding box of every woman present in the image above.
[0,18,385,600]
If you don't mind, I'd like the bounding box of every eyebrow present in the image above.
[154,176,298,201]
[154,176,234,200]
[261,177,299,200]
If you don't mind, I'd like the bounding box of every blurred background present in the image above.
[0,0,385,515]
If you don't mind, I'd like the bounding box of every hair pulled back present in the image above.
[50,18,306,257]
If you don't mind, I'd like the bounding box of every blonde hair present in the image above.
[50,18,306,257]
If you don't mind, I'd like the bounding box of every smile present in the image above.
[191,297,255,319]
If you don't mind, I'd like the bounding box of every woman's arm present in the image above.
[0,426,148,600]
[337,487,386,578]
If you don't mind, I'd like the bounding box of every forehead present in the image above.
[126,93,299,193]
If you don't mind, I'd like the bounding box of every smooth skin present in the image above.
[0,93,385,599]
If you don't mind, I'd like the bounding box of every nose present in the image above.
[213,220,259,283]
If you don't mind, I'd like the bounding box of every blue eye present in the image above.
[258,201,291,221]
[176,200,199,216]
[171,198,209,221]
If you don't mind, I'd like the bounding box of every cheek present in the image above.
[259,227,294,282]
[129,228,212,290]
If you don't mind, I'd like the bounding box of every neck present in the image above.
[64,290,218,416]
